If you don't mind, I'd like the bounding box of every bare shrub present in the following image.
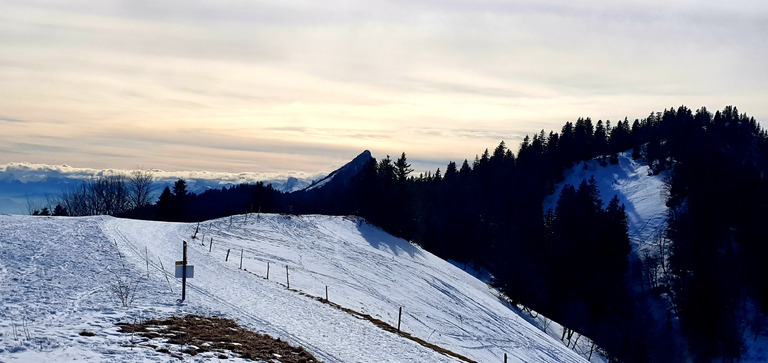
[128,169,155,209]
[109,266,143,308]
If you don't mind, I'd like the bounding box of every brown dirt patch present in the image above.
[117,315,320,362]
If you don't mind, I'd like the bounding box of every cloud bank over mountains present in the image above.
[0,162,320,185]
[0,162,321,215]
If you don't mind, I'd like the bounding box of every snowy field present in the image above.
[0,213,586,362]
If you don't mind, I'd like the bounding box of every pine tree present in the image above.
[377,155,395,180]
[173,179,188,198]
[394,152,413,182]
[52,204,68,216]
[156,186,173,220]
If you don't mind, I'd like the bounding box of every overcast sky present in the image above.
[1,0,766,175]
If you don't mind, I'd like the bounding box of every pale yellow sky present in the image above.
[1,0,767,174]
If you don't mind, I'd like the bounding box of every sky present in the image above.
[1,0,767,175]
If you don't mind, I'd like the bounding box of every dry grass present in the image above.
[117,315,320,362]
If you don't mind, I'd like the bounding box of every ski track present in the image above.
[1,213,587,362]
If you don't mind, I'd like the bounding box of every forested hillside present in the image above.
[46,105,768,361]
[286,105,768,361]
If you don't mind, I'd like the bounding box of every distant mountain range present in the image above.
[0,162,324,214]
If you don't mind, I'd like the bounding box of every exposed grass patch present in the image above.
[117,315,320,362]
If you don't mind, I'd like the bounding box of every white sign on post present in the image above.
[175,265,194,278]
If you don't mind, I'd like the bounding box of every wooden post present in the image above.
[145,247,150,278]
[286,265,289,289]
[504,353,507,363]
[239,248,244,269]
[209,238,213,253]
[116,242,124,268]
[225,248,231,262]
[397,307,402,333]
[159,257,173,293]
[194,222,199,238]
[182,241,188,302]
[325,285,328,301]
[266,262,270,279]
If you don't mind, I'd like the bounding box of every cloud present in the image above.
[0,116,26,123]
[0,161,322,186]
[0,0,767,175]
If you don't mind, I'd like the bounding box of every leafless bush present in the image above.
[128,169,155,209]
[109,266,144,308]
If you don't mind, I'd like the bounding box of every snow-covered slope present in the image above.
[0,214,586,362]
[543,152,669,251]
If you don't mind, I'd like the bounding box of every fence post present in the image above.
[209,238,213,253]
[159,257,173,293]
[325,285,328,301]
[182,241,188,302]
[286,265,290,289]
[397,307,402,333]
[145,247,150,278]
[504,353,507,363]
[239,248,244,270]
[267,262,270,279]
[226,248,231,262]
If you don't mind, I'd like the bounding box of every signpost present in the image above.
[174,262,195,278]
[175,241,195,302]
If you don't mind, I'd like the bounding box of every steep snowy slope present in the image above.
[0,214,586,362]
[543,152,669,251]
[302,150,372,191]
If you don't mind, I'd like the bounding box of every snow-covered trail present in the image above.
[1,214,586,362]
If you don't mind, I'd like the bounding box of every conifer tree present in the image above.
[394,152,413,182]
